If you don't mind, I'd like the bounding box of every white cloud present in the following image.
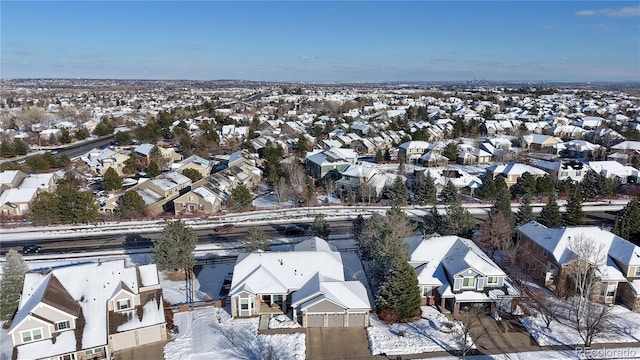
[576,6,640,18]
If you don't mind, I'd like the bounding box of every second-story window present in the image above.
[117,299,131,311]
[635,267,640,277]
[462,277,475,288]
[487,276,498,285]
[55,320,70,331]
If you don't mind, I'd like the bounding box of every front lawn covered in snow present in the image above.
[521,296,640,346]
[367,306,466,355]
[164,307,305,360]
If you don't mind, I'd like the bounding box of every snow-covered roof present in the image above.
[0,187,38,204]
[487,162,547,177]
[134,143,155,156]
[293,237,338,252]
[10,260,163,356]
[587,161,639,180]
[18,173,55,190]
[230,250,344,295]
[517,221,640,272]
[291,272,370,310]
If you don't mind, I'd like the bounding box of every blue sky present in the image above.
[2,1,639,82]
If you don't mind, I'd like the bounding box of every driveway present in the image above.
[306,327,375,360]
[472,315,538,355]
[112,341,168,360]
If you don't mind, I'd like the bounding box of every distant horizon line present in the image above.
[3,78,639,85]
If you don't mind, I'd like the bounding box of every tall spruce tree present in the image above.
[375,261,421,321]
[153,220,197,303]
[416,172,437,205]
[388,176,408,207]
[440,180,458,204]
[614,199,640,243]
[515,193,535,226]
[443,201,476,237]
[492,176,514,228]
[538,195,563,228]
[0,250,29,324]
[563,183,585,226]
[102,167,123,191]
[423,206,446,235]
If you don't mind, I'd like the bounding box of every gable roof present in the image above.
[230,250,344,296]
[517,221,639,280]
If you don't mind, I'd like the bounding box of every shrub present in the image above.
[378,308,400,325]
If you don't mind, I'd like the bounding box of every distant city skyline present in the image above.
[2,1,639,82]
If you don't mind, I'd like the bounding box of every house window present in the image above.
[561,171,568,177]
[117,299,131,311]
[601,283,616,297]
[55,320,70,331]
[20,328,43,343]
[240,298,249,310]
[188,196,193,202]
[462,277,475,288]
[272,295,284,303]
[85,349,94,355]
[635,267,640,277]
[576,171,582,176]
[487,276,498,285]
[422,287,432,297]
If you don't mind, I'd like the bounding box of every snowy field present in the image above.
[164,307,305,360]
[367,306,467,355]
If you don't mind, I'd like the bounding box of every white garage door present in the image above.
[347,313,366,327]
[327,314,344,327]
[306,314,324,327]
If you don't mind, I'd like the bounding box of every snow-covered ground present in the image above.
[164,307,305,360]
[522,298,640,346]
[367,306,467,355]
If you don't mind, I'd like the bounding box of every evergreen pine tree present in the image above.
[476,174,497,199]
[515,193,535,226]
[563,183,584,226]
[102,167,123,191]
[0,250,29,324]
[614,200,640,243]
[230,184,253,209]
[538,195,563,228]
[492,176,514,228]
[416,172,437,205]
[244,227,270,252]
[388,176,408,207]
[423,206,446,235]
[443,201,476,237]
[153,220,197,303]
[117,190,146,218]
[308,214,330,239]
[375,261,421,321]
[440,180,458,204]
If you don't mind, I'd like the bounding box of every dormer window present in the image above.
[487,276,498,285]
[117,299,131,311]
[635,267,640,277]
[55,320,70,331]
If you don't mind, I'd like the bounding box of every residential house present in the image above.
[404,235,511,316]
[522,134,563,151]
[416,167,483,197]
[0,171,58,217]
[516,221,640,311]
[131,171,192,216]
[173,178,227,215]
[485,162,548,187]
[229,237,371,327]
[7,260,166,360]
[398,141,430,163]
[81,148,130,176]
[173,155,213,178]
[551,139,601,159]
[532,160,590,182]
[418,151,449,167]
[335,163,386,201]
[305,147,358,180]
[587,161,639,183]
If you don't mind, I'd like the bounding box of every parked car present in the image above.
[285,225,305,236]
[23,244,43,254]
[215,224,235,233]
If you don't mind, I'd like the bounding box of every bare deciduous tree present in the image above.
[565,234,613,347]
[478,210,514,257]
[282,159,306,196]
[453,307,488,359]
[273,177,290,204]
[526,288,560,329]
